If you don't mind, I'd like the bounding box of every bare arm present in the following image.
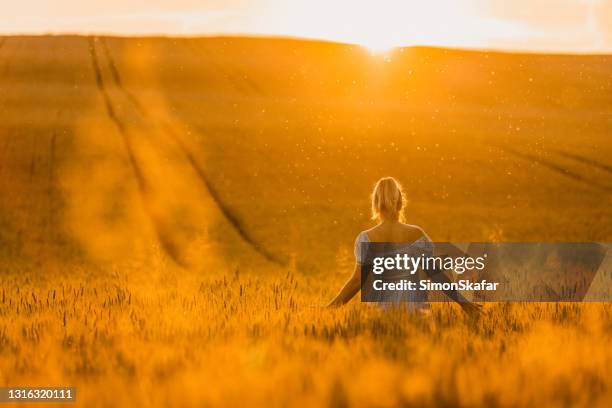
[327,263,361,307]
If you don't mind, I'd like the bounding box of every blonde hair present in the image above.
[371,177,405,222]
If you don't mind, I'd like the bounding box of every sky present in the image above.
[2,0,612,53]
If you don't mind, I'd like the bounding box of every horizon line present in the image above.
[1,32,611,57]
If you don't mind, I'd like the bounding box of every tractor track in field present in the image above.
[96,37,282,265]
[88,37,186,265]
[88,38,148,191]
[554,150,612,175]
[99,38,146,116]
[490,143,612,193]
[154,119,283,265]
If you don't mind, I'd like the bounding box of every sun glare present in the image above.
[362,37,399,54]
[265,0,519,55]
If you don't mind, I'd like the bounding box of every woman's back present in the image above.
[365,223,427,244]
[355,223,432,266]
[355,223,432,307]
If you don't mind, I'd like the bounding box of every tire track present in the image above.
[554,150,612,175]
[100,38,146,115]
[99,38,282,265]
[157,120,283,265]
[88,37,186,266]
[490,143,612,193]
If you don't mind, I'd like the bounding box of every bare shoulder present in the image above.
[400,223,430,240]
[364,225,378,234]
[366,223,429,242]
[362,224,382,241]
[400,223,424,233]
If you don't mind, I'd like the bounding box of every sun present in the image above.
[351,28,402,54]
[360,37,400,55]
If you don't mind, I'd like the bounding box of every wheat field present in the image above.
[0,35,611,407]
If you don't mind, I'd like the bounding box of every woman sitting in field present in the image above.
[327,176,481,315]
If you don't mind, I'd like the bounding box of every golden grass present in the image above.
[2,257,612,407]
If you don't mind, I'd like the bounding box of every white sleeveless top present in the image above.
[354,231,434,265]
[354,231,433,309]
